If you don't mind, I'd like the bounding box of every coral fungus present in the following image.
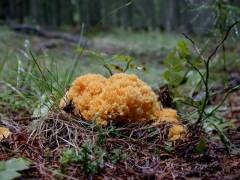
[0,127,11,141]
[60,74,107,121]
[60,73,185,139]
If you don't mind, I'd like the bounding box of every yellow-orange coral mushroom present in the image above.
[0,127,11,141]
[60,74,107,121]
[168,125,186,141]
[60,73,185,140]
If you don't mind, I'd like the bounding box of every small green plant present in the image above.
[59,149,78,174]
[164,141,175,153]
[0,158,31,180]
[59,139,106,175]
[109,149,127,164]
[195,136,208,154]
[0,46,82,117]
[75,47,145,76]
[59,124,111,175]
[162,22,240,152]
[162,40,191,87]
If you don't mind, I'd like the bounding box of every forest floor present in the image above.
[0,26,240,179]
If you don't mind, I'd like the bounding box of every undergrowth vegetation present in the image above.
[0,24,239,178]
[162,34,240,152]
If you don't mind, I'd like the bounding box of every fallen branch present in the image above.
[8,22,91,48]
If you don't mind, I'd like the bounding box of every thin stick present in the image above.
[207,21,239,62]
[182,33,206,61]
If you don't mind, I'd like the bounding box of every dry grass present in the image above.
[0,109,195,179]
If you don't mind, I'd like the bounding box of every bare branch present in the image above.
[182,33,206,61]
[207,21,239,62]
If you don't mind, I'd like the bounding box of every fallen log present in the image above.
[8,22,91,48]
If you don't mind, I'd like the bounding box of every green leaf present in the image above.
[108,64,124,72]
[185,70,202,96]
[207,120,233,152]
[177,40,190,58]
[5,158,30,171]
[114,54,134,62]
[0,158,31,180]
[75,47,84,54]
[164,142,174,152]
[162,70,185,86]
[195,137,207,154]
[172,63,184,72]
[163,48,177,68]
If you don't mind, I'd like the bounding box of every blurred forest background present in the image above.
[0,0,240,34]
[1,0,240,86]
